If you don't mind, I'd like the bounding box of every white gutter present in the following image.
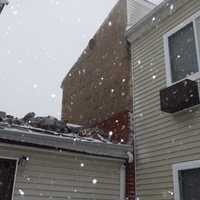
[120,164,126,200]
[0,128,133,159]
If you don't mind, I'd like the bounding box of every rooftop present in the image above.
[0,112,132,159]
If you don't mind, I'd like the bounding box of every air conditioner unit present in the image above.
[160,79,200,113]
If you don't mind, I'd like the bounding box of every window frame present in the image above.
[0,156,18,200]
[164,10,200,86]
[173,160,200,200]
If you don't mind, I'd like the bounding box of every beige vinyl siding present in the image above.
[0,143,123,200]
[131,0,200,200]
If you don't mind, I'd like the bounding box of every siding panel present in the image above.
[131,1,200,200]
[0,144,123,200]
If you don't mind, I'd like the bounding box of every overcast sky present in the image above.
[0,0,163,119]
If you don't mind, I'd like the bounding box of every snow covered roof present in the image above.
[0,112,132,159]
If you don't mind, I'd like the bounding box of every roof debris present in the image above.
[0,111,112,144]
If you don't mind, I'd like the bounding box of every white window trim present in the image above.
[164,10,200,86]
[0,156,19,200]
[173,160,200,200]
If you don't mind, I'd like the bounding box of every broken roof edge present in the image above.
[0,128,132,160]
[126,0,188,43]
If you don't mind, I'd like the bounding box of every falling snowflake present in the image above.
[168,191,174,196]
[92,178,98,184]
[74,189,77,193]
[139,113,143,117]
[55,0,60,5]
[152,75,156,79]
[77,18,81,23]
[51,94,56,99]
[122,78,126,83]
[17,59,23,64]
[12,10,19,15]
[26,157,30,161]
[7,50,11,55]
[152,17,156,23]
[18,189,24,196]
[111,89,115,93]
[80,163,84,167]
[33,84,38,89]
[109,131,113,136]
[108,21,112,26]
[170,4,174,11]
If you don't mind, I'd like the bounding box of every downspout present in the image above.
[120,163,126,200]
[120,152,133,200]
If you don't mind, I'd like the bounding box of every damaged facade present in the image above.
[61,0,131,143]
[61,0,154,143]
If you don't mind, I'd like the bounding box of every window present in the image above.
[0,158,17,200]
[173,160,200,200]
[164,11,200,86]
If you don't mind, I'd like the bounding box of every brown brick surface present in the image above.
[61,0,132,127]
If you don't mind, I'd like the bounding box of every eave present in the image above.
[0,128,132,160]
[126,0,190,43]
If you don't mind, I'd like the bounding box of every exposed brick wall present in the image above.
[61,0,132,127]
[126,161,135,200]
[95,110,130,144]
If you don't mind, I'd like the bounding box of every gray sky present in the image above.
[0,0,162,119]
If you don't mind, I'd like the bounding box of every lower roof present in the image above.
[0,126,132,160]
